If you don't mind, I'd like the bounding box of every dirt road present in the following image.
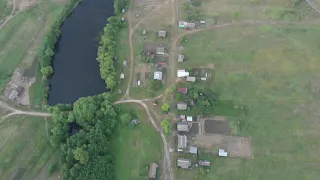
[0,101,51,121]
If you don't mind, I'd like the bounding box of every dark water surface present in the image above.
[48,0,114,105]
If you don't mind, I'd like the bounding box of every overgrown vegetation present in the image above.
[161,119,171,134]
[183,2,201,21]
[49,94,118,180]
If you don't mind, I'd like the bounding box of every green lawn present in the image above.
[0,0,11,22]
[0,116,55,179]
[176,25,320,179]
[113,104,163,180]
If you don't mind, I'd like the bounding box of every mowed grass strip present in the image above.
[113,104,163,180]
[0,116,54,179]
[177,25,320,179]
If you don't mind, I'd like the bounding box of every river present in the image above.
[48,0,114,105]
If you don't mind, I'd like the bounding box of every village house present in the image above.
[189,146,198,155]
[219,148,228,157]
[154,71,163,80]
[177,70,189,78]
[177,158,192,169]
[186,116,193,122]
[142,29,147,36]
[156,47,165,55]
[199,160,211,167]
[186,76,196,82]
[148,163,158,179]
[178,54,185,63]
[177,135,188,149]
[120,73,125,79]
[179,114,186,120]
[177,102,188,110]
[158,30,166,38]
[8,89,19,101]
[178,87,188,94]
[179,21,196,29]
[123,60,127,67]
[177,122,189,132]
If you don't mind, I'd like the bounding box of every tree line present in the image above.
[48,93,118,180]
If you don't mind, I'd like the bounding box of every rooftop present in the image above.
[177,158,191,169]
[158,30,166,38]
[186,76,196,82]
[177,102,188,110]
[178,88,188,94]
[148,163,158,178]
[199,160,211,167]
[189,146,198,155]
[177,135,188,149]
[177,70,189,78]
[156,47,165,54]
[177,122,189,132]
[154,71,163,80]
[219,148,228,157]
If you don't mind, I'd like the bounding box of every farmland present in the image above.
[0,115,56,179]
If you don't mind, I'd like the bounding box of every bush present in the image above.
[48,162,58,176]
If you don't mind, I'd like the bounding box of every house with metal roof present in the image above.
[189,146,198,155]
[177,135,188,149]
[178,88,188,94]
[8,89,19,101]
[148,163,158,179]
[186,116,193,122]
[156,47,165,55]
[219,148,228,157]
[177,122,189,132]
[186,76,196,82]
[177,102,188,110]
[154,71,163,80]
[120,73,125,79]
[199,160,211,167]
[158,30,166,38]
[177,158,191,169]
[178,54,185,63]
[177,70,189,78]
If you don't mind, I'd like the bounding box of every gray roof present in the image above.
[158,31,166,38]
[189,146,198,155]
[186,76,196,82]
[178,54,185,62]
[177,158,191,169]
[186,23,196,29]
[178,135,188,148]
[8,90,19,101]
[148,163,158,178]
[199,160,210,167]
[177,122,189,132]
[154,71,163,80]
[156,47,165,54]
[177,103,187,110]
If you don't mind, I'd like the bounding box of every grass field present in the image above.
[0,116,55,180]
[113,104,163,180]
[176,24,320,179]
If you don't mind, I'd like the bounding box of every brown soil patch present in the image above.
[191,134,252,158]
[204,120,230,134]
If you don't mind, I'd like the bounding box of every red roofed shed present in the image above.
[178,88,188,94]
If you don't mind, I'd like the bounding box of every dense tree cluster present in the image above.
[96,16,123,90]
[49,93,118,180]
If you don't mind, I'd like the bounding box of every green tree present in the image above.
[73,147,89,165]
[193,92,199,100]
[120,113,132,124]
[168,84,176,94]
[161,103,170,112]
[161,119,171,134]
[41,66,54,77]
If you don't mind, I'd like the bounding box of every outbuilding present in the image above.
[177,102,188,110]
[199,160,211,167]
[158,30,166,38]
[219,149,228,157]
[186,116,193,122]
[177,122,189,132]
[8,89,19,101]
[177,158,192,169]
[189,146,198,155]
[186,76,196,82]
[148,163,158,179]
[120,73,125,79]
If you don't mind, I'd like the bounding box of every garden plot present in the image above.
[190,134,252,158]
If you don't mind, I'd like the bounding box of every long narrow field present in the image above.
[0,115,55,179]
[176,24,320,179]
[113,104,163,180]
